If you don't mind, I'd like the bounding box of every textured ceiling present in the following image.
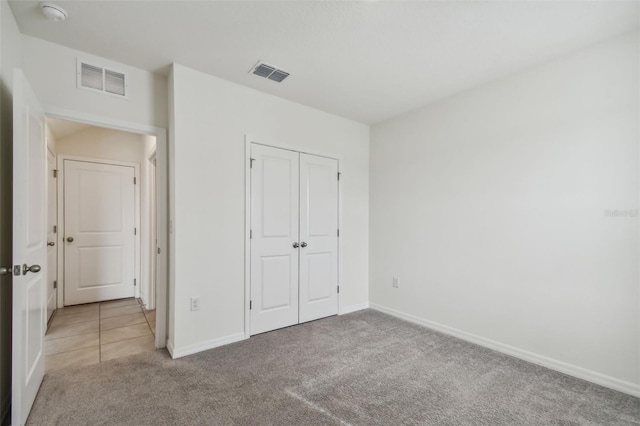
[10,1,640,124]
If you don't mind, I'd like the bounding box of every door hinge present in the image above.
[134,278,137,286]
[157,247,161,254]
[134,228,137,235]
[53,225,57,234]
[133,177,137,185]
[337,285,340,294]
[337,172,341,181]
[249,300,252,310]
[337,229,340,237]
[250,229,252,239]
[53,280,57,289]
[250,158,255,168]
[53,169,58,178]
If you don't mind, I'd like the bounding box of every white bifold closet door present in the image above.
[250,145,300,335]
[250,144,338,336]
[298,153,339,323]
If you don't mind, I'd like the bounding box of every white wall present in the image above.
[56,126,157,308]
[56,125,148,162]
[21,35,168,129]
[45,123,57,153]
[169,64,369,355]
[0,0,21,421]
[370,32,640,392]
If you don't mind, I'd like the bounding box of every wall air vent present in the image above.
[77,58,128,98]
[249,61,290,83]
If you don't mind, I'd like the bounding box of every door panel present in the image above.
[64,160,135,305]
[46,148,57,322]
[299,154,339,323]
[12,69,46,426]
[250,145,299,335]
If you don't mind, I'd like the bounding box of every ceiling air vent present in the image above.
[77,59,128,98]
[249,61,290,83]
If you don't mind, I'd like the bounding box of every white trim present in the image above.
[244,136,251,339]
[45,106,160,136]
[44,106,168,350]
[370,303,640,398]
[244,135,343,339]
[170,333,246,359]
[166,339,175,358]
[339,302,369,315]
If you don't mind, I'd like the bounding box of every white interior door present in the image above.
[64,160,135,305]
[299,154,339,323]
[250,144,299,335]
[46,148,57,322]
[12,69,47,426]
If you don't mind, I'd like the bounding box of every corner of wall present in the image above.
[167,64,176,348]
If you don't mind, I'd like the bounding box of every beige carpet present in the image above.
[27,310,640,425]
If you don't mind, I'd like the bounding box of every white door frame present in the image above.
[243,135,342,339]
[46,145,58,324]
[45,106,168,349]
[147,150,157,310]
[57,155,141,304]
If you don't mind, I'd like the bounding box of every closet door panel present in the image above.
[250,144,300,335]
[299,153,339,323]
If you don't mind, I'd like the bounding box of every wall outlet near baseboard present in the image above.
[190,297,201,311]
[392,277,399,288]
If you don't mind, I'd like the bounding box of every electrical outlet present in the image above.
[190,297,200,311]
[392,277,399,288]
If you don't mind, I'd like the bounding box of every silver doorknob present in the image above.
[0,267,9,275]
[48,241,55,247]
[293,242,299,248]
[22,264,41,275]
[66,237,74,242]
[300,242,308,248]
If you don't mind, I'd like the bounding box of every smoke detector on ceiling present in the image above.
[41,3,68,22]
[249,61,290,83]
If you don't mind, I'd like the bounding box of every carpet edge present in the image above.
[369,303,640,398]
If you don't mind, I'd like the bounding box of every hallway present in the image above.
[45,298,156,372]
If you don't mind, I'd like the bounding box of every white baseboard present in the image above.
[170,332,246,359]
[166,339,175,358]
[339,302,369,315]
[1,391,9,426]
[370,303,640,398]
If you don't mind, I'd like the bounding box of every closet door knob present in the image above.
[300,242,307,248]
[292,242,299,248]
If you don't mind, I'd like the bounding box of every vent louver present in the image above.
[81,63,103,91]
[77,59,128,98]
[105,70,126,96]
[250,61,290,83]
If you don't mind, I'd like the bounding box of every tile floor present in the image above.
[45,298,156,372]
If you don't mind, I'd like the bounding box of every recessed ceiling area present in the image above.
[9,1,639,124]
